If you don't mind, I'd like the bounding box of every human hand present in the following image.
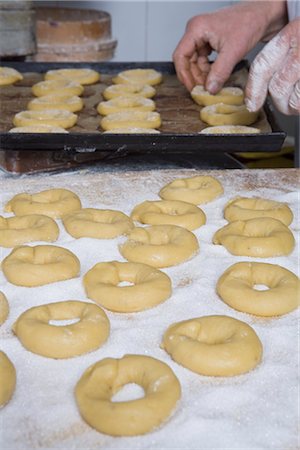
[245,18,300,115]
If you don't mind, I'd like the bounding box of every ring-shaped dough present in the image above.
[162,315,263,377]
[103,127,160,134]
[131,200,206,231]
[224,197,293,226]
[45,68,100,85]
[28,95,84,113]
[119,224,199,268]
[32,80,84,97]
[62,208,134,239]
[0,67,23,86]
[13,110,78,129]
[191,86,244,106]
[100,111,161,131]
[159,175,224,205]
[0,292,9,326]
[200,125,260,134]
[13,300,110,358]
[217,262,300,316]
[9,125,68,133]
[75,354,181,436]
[213,217,295,257]
[2,245,80,287]
[112,69,162,86]
[5,188,82,219]
[83,261,172,312]
[0,351,16,407]
[200,103,259,126]
[103,83,156,100]
[0,214,59,247]
[97,96,156,115]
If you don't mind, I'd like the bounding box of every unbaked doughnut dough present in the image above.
[103,127,160,134]
[5,188,82,219]
[0,214,59,247]
[162,315,263,376]
[0,292,9,326]
[100,111,161,131]
[217,262,300,316]
[159,175,224,205]
[112,69,162,86]
[103,83,156,100]
[28,95,84,113]
[75,354,181,436]
[200,125,260,134]
[9,125,68,133]
[0,351,16,408]
[83,261,172,312]
[32,79,84,97]
[200,103,259,126]
[13,300,110,358]
[45,68,100,85]
[119,224,199,268]
[97,96,156,115]
[2,245,80,287]
[213,217,295,257]
[13,110,78,129]
[0,67,23,86]
[191,86,244,106]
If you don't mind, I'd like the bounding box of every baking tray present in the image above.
[0,61,286,155]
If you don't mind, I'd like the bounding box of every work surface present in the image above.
[0,168,299,450]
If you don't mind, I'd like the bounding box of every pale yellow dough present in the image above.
[0,351,16,408]
[217,262,300,317]
[162,315,263,377]
[13,109,77,129]
[101,111,161,131]
[32,79,84,97]
[191,86,244,106]
[200,103,259,126]
[103,83,156,100]
[5,188,82,219]
[159,175,224,205]
[131,200,206,231]
[83,261,172,313]
[75,354,181,436]
[112,69,162,86]
[103,127,160,134]
[224,197,293,225]
[213,217,295,257]
[45,68,100,85]
[97,96,156,115]
[2,245,80,287]
[200,125,260,134]
[0,292,9,326]
[62,208,134,239]
[0,214,59,247]
[13,300,110,358]
[28,95,84,113]
[0,67,23,86]
[119,224,199,268]
[9,125,68,133]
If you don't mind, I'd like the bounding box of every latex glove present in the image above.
[245,18,300,115]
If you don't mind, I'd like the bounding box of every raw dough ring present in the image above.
[0,291,9,326]
[62,208,134,239]
[103,83,156,100]
[191,86,244,106]
[97,96,156,115]
[0,351,16,407]
[0,67,23,86]
[75,354,181,436]
[1,245,80,287]
[83,261,172,312]
[200,125,260,134]
[200,103,259,126]
[0,214,59,247]
[159,175,224,205]
[131,200,206,231]
[213,217,295,257]
[5,188,82,219]
[45,68,100,85]
[217,262,300,316]
[224,196,293,225]
[13,300,110,358]
[103,128,160,134]
[112,69,162,86]
[161,315,263,377]
[32,79,84,97]
[28,95,84,113]
[100,111,161,131]
[119,224,199,268]
[13,109,78,129]
[9,125,68,133]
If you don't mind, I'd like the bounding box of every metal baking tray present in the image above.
[0,61,286,155]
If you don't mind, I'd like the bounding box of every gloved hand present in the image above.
[245,18,300,115]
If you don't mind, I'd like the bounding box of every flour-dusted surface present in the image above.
[0,168,299,450]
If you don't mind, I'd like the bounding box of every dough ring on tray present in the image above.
[62,208,134,239]
[28,95,83,113]
[2,245,80,287]
[131,200,206,231]
[213,217,295,257]
[5,188,82,219]
[119,224,199,268]
[0,67,23,86]
[161,315,263,377]
[191,86,244,106]
[100,111,161,131]
[217,262,300,317]
[83,261,172,313]
[75,354,181,436]
[200,125,260,134]
[159,175,224,205]
[224,197,293,225]
[9,125,68,133]
[103,128,160,134]
[13,110,78,129]
[0,351,16,408]
[200,103,259,126]
[13,300,110,359]
[0,291,9,326]
[112,68,162,86]
[97,96,156,115]
[45,68,100,85]
[0,214,59,247]
[32,79,84,97]
[103,83,156,100]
